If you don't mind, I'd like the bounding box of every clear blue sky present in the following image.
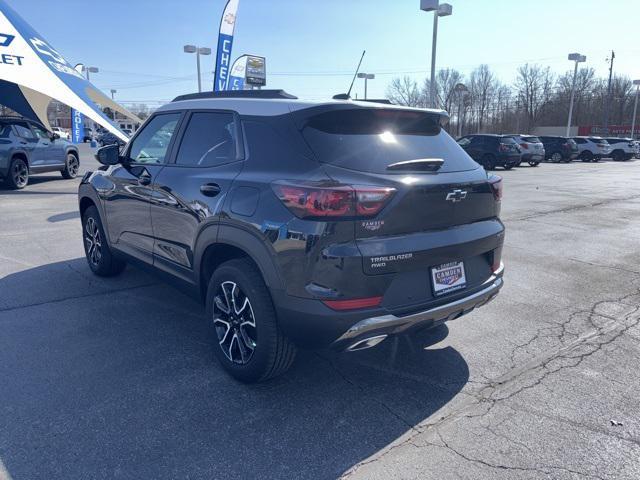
[7,0,640,107]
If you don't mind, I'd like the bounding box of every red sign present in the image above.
[578,125,639,136]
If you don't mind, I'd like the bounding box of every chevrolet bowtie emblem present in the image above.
[446,189,468,203]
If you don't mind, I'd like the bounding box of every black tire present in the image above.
[5,157,28,189]
[528,161,540,167]
[550,152,563,163]
[612,150,624,162]
[61,152,80,179]
[206,258,296,383]
[481,154,497,170]
[580,151,593,162]
[503,163,514,170]
[82,206,126,277]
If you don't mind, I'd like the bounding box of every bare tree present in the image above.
[435,68,464,114]
[469,64,498,132]
[514,64,554,131]
[386,76,424,107]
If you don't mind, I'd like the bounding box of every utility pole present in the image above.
[603,50,615,134]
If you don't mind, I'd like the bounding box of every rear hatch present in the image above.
[298,105,502,286]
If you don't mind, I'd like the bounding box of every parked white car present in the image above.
[603,137,637,161]
[571,137,612,162]
[51,126,70,140]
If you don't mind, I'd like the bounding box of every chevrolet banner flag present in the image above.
[214,0,239,92]
[0,0,138,140]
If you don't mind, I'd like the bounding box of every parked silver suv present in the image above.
[571,137,611,162]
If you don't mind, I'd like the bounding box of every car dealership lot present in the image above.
[1,147,639,479]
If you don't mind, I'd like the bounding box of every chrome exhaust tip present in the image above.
[346,334,388,352]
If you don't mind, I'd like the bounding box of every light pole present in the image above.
[83,66,99,82]
[631,80,640,140]
[454,83,468,137]
[357,73,375,99]
[184,45,212,93]
[110,89,117,121]
[566,53,586,137]
[420,0,453,108]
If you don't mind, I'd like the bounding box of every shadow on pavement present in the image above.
[0,259,469,480]
[47,211,80,223]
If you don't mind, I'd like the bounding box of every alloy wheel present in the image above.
[12,161,28,188]
[84,217,102,266]
[67,155,79,177]
[213,281,257,365]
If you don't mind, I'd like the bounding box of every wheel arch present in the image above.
[10,150,29,167]
[196,224,284,301]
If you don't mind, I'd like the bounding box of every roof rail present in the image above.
[354,98,393,105]
[172,90,298,102]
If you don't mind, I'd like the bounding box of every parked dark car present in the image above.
[0,116,80,189]
[83,127,94,143]
[98,130,127,147]
[504,134,545,167]
[78,91,505,383]
[538,136,579,163]
[456,134,520,170]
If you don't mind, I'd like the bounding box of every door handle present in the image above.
[200,183,221,197]
[138,174,152,186]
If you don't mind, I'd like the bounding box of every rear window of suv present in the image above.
[523,136,541,143]
[301,108,479,174]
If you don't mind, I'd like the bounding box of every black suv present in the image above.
[538,136,579,163]
[456,134,520,170]
[0,116,80,189]
[78,91,505,382]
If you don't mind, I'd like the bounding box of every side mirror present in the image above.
[50,132,60,140]
[95,144,121,166]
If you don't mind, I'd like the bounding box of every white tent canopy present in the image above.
[0,0,139,140]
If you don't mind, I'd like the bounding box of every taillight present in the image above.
[597,143,607,148]
[271,181,395,219]
[323,296,383,311]
[498,143,509,153]
[520,143,529,150]
[488,175,503,201]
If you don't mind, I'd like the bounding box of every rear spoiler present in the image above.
[290,103,450,130]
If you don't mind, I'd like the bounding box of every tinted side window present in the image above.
[31,124,49,139]
[14,122,36,139]
[128,113,181,164]
[574,138,586,144]
[0,124,12,139]
[175,112,237,167]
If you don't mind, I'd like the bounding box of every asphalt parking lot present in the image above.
[1,145,639,480]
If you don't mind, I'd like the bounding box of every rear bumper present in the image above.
[331,266,503,351]
[274,265,504,349]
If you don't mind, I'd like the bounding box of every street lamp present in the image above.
[631,79,640,140]
[110,89,117,121]
[184,45,212,93]
[83,66,99,82]
[420,0,453,108]
[566,53,586,137]
[454,83,468,137]
[357,73,375,100]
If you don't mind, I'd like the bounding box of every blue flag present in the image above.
[213,0,239,91]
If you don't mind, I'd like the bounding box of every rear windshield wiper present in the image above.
[386,158,444,172]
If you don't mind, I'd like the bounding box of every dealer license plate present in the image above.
[431,261,467,296]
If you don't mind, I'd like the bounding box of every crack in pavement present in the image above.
[508,193,640,222]
[0,281,159,314]
[340,287,640,478]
